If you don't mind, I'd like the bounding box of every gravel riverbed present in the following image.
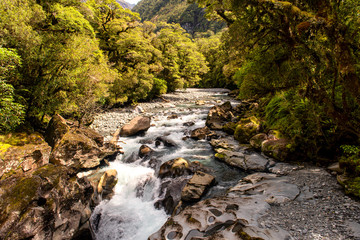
[91,88,360,240]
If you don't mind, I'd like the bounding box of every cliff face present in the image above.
[133,0,225,36]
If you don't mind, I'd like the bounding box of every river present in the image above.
[89,89,245,240]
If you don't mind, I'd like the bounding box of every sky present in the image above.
[127,0,141,4]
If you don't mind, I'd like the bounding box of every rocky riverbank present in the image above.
[91,88,360,240]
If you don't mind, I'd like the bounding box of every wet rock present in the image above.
[234,116,260,143]
[155,136,178,148]
[97,169,117,199]
[250,133,268,150]
[0,164,93,240]
[206,101,234,130]
[183,121,195,127]
[244,153,269,172]
[120,116,151,137]
[155,177,189,215]
[261,138,291,161]
[123,152,137,163]
[158,158,192,179]
[181,171,215,202]
[45,114,70,148]
[139,145,153,158]
[167,114,178,119]
[190,126,215,140]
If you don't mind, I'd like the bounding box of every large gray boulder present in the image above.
[120,116,151,137]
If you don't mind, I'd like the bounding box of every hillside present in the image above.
[116,0,135,9]
[133,0,225,36]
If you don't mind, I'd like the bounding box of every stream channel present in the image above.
[89,89,245,240]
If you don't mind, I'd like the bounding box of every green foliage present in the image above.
[0,80,25,132]
[149,78,167,99]
[341,145,360,157]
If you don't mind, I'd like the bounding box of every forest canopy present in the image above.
[0,0,211,131]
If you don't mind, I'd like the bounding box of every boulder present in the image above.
[155,136,178,148]
[181,171,215,202]
[45,114,70,148]
[261,138,291,161]
[139,145,153,158]
[222,122,237,135]
[250,133,268,150]
[190,126,215,140]
[50,130,104,169]
[0,132,51,178]
[206,101,234,130]
[328,162,343,174]
[97,169,117,199]
[210,137,240,151]
[234,116,260,143]
[0,164,93,240]
[158,158,192,178]
[155,177,189,215]
[120,116,151,137]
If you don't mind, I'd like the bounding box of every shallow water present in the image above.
[90,90,245,240]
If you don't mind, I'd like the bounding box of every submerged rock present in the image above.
[155,136,178,148]
[120,116,151,137]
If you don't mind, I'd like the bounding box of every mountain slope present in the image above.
[133,0,225,36]
[116,0,135,9]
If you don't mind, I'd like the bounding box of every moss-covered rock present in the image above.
[0,164,93,240]
[223,122,237,135]
[158,158,192,178]
[234,116,260,143]
[250,133,268,150]
[261,138,291,161]
[0,132,51,178]
[50,130,103,169]
[45,114,70,148]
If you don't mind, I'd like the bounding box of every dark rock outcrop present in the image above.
[120,116,151,137]
[0,164,93,240]
[206,101,234,130]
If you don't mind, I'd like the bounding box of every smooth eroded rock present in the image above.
[120,116,151,137]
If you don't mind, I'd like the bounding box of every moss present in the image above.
[215,153,226,160]
[223,122,237,135]
[344,177,360,198]
[339,156,360,176]
[234,116,260,143]
[4,176,41,214]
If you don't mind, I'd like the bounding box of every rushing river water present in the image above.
[90,89,245,240]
